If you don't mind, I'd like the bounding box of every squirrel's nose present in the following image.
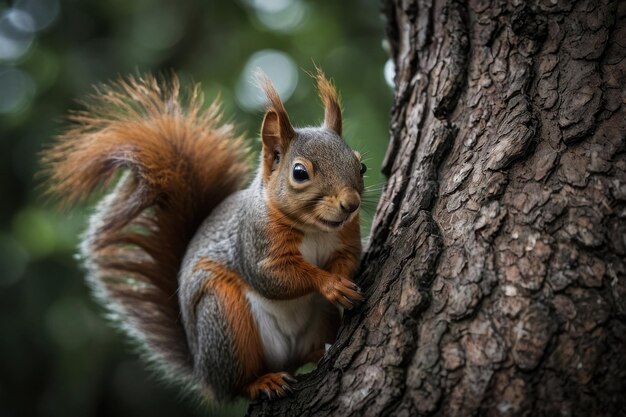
[340,193,360,214]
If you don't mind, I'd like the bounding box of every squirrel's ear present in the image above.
[315,67,342,136]
[261,110,287,176]
[257,72,295,180]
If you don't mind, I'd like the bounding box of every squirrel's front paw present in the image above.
[321,276,364,309]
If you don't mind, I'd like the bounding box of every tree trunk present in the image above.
[247,0,626,415]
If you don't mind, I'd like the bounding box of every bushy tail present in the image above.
[41,74,250,387]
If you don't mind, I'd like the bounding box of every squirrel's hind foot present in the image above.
[246,372,297,400]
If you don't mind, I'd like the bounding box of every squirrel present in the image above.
[42,70,366,402]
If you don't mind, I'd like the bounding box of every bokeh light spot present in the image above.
[256,1,307,32]
[236,49,298,112]
[241,0,307,33]
[0,8,35,61]
[384,58,395,88]
[6,7,35,32]
[15,0,60,31]
[242,0,290,14]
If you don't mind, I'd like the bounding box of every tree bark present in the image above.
[247,0,626,416]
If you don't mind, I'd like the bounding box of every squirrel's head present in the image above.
[258,69,365,233]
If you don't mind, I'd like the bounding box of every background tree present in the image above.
[248,0,626,416]
[0,1,389,416]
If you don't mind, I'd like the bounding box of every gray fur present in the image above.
[270,127,362,203]
[82,173,196,394]
[291,127,361,190]
[189,293,238,400]
[178,125,362,400]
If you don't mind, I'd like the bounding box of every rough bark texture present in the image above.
[247,0,626,416]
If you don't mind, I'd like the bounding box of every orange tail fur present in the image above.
[41,74,250,387]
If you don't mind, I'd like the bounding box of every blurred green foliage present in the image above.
[0,0,391,416]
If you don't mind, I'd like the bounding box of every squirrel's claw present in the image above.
[246,372,295,401]
[321,275,365,309]
[282,384,294,396]
[341,296,355,308]
[283,374,297,384]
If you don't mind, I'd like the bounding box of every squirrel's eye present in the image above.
[292,163,310,182]
[360,163,367,175]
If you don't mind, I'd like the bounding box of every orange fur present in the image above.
[260,111,285,183]
[245,372,293,399]
[194,258,264,391]
[315,67,342,136]
[42,71,359,401]
[40,74,251,378]
[42,75,249,207]
[257,73,296,183]
[261,200,330,297]
[256,72,295,142]
[193,257,336,399]
[264,198,363,307]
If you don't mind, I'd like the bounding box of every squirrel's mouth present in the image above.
[316,217,345,230]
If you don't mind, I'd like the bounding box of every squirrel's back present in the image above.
[41,74,250,391]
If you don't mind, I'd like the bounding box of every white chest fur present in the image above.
[246,292,332,370]
[245,231,342,370]
[299,231,342,268]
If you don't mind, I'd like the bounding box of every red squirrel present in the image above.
[42,70,366,401]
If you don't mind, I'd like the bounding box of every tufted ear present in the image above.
[257,71,295,181]
[315,67,342,136]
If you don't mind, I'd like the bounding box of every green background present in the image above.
[0,0,391,416]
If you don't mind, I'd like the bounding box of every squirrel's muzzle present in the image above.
[339,189,361,214]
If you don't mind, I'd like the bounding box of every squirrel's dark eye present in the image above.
[360,163,367,175]
[292,163,310,182]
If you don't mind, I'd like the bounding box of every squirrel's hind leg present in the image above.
[245,372,297,400]
[187,258,269,400]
